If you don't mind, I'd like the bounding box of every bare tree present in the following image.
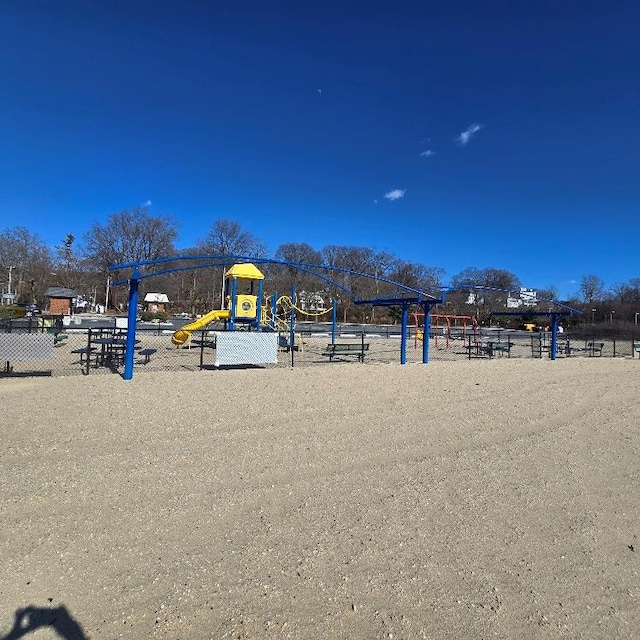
[53,233,87,290]
[84,207,178,271]
[195,219,267,257]
[451,267,520,291]
[194,220,268,308]
[611,278,640,304]
[389,260,444,291]
[0,226,53,304]
[579,274,605,304]
[537,285,559,302]
[450,266,521,320]
[270,242,323,296]
[83,207,178,308]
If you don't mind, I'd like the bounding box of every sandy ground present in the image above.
[1,358,638,639]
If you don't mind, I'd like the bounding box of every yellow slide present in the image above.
[171,309,230,346]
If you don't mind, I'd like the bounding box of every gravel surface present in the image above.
[1,358,639,639]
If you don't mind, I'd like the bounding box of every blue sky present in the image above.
[1,0,639,299]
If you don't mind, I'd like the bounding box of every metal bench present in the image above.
[633,341,640,358]
[46,326,69,345]
[321,342,369,362]
[585,341,604,356]
[483,341,511,358]
[470,341,511,358]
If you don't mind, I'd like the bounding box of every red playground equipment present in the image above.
[413,312,477,349]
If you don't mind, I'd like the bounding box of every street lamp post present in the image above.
[610,310,615,324]
[635,312,639,325]
[591,308,596,325]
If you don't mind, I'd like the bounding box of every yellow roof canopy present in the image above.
[225,263,265,281]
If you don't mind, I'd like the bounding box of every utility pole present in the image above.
[105,274,111,311]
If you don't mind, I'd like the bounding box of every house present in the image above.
[143,292,170,313]
[298,290,328,313]
[44,287,79,316]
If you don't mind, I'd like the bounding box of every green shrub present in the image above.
[0,306,26,319]
[140,311,169,322]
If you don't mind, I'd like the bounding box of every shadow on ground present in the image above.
[1,605,87,640]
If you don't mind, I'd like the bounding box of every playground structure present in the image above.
[413,312,476,349]
[103,254,581,380]
[171,262,264,346]
[262,294,333,332]
[171,263,333,348]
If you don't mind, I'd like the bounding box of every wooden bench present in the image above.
[138,348,157,364]
[321,342,369,362]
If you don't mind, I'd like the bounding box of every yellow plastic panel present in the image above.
[235,295,257,318]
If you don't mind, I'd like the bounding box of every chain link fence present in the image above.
[1,318,639,377]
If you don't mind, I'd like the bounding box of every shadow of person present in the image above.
[2,605,87,640]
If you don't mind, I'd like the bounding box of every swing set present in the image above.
[413,312,477,349]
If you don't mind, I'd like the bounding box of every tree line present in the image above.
[1,207,638,324]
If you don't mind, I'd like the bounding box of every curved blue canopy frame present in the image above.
[109,255,580,378]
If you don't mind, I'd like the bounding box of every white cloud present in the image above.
[456,123,483,146]
[419,150,435,158]
[142,199,153,207]
[383,189,406,201]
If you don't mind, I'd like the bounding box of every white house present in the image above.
[143,292,170,313]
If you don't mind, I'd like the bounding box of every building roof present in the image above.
[44,287,78,299]
[225,262,265,280]
[144,292,170,303]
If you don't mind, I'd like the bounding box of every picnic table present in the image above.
[78,330,140,372]
[466,340,511,359]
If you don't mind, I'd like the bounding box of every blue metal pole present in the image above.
[331,300,337,344]
[550,313,558,361]
[422,303,430,364]
[256,279,264,330]
[123,268,140,380]
[229,277,237,330]
[400,304,408,364]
